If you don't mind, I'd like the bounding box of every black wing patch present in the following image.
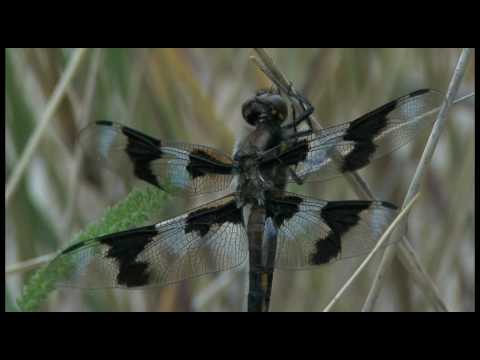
[259,89,442,183]
[56,195,247,288]
[186,149,234,179]
[264,193,397,269]
[79,121,235,194]
[98,227,157,287]
[116,122,164,189]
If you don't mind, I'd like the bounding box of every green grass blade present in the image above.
[17,185,169,312]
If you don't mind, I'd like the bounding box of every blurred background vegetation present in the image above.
[5,48,475,312]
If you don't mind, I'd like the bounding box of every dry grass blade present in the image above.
[5,48,89,206]
[432,135,474,280]
[402,48,472,208]
[252,49,293,90]
[192,272,236,311]
[453,92,474,104]
[61,48,103,237]
[396,239,447,311]
[362,48,472,312]
[6,253,56,275]
[323,192,422,312]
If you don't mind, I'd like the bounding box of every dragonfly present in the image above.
[55,87,442,311]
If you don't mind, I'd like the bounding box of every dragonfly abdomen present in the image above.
[247,206,276,312]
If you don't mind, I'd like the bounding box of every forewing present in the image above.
[54,195,247,288]
[260,89,442,183]
[265,193,397,269]
[80,121,235,194]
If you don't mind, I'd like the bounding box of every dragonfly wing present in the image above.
[264,193,397,269]
[80,121,235,195]
[54,195,247,288]
[259,89,443,183]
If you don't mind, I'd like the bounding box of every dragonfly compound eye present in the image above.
[263,94,288,123]
[242,98,265,126]
[242,94,288,126]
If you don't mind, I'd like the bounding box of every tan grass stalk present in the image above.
[362,48,472,312]
[323,193,421,312]
[5,48,89,206]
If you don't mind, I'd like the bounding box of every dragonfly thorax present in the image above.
[235,157,273,206]
[233,119,288,206]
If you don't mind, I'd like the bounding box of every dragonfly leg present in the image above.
[265,140,307,186]
[291,103,298,136]
[283,129,313,141]
[283,91,315,130]
[288,167,304,186]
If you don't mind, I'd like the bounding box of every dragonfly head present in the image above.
[242,90,288,126]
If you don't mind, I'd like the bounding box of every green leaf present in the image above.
[17,185,169,312]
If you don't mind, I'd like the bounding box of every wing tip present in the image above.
[409,88,443,98]
[378,201,398,210]
[60,241,87,255]
[96,120,114,127]
[409,89,431,97]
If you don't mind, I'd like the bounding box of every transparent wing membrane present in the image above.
[79,121,235,195]
[259,89,443,183]
[265,193,397,269]
[55,195,248,288]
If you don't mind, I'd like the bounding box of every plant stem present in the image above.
[362,48,472,312]
[6,48,89,206]
[323,193,421,312]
